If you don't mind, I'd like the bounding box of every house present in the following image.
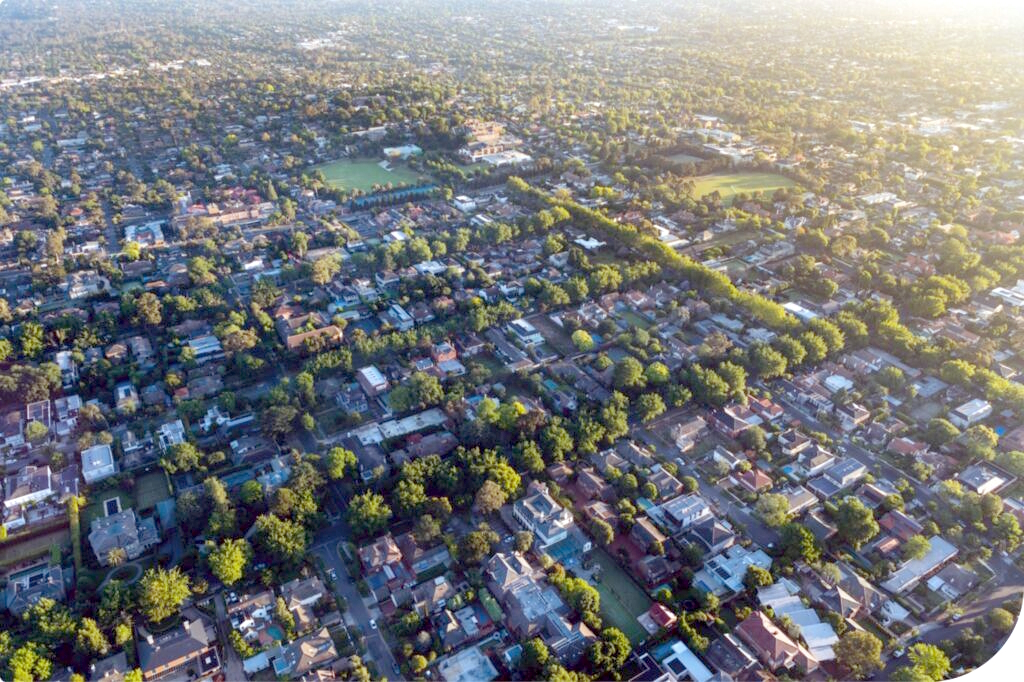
[657,640,714,682]
[412,576,456,617]
[822,459,866,489]
[958,463,1010,495]
[485,553,565,639]
[648,466,684,499]
[355,365,389,397]
[137,614,220,681]
[694,545,772,596]
[685,516,737,556]
[711,445,746,471]
[780,485,818,516]
[89,508,160,564]
[81,444,118,484]
[506,319,544,346]
[115,383,139,412]
[882,536,959,594]
[268,627,337,678]
[575,467,613,502]
[358,534,402,574]
[630,517,668,553]
[90,652,130,682]
[735,611,819,673]
[673,416,708,453]
[3,465,54,509]
[704,633,760,679]
[836,402,870,431]
[280,576,326,610]
[879,510,924,542]
[949,398,992,429]
[5,564,66,616]
[512,481,576,549]
[734,468,773,494]
[778,429,812,457]
[437,645,498,682]
[650,494,713,537]
[709,404,756,439]
[396,532,452,578]
[55,350,78,388]
[155,419,186,452]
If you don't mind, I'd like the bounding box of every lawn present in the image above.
[480,588,504,622]
[689,172,796,204]
[135,470,172,511]
[82,490,133,528]
[315,158,432,193]
[665,152,703,165]
[0,528,70,569]
[590,549,652,644]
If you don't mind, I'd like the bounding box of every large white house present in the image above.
[513,481,575,548]
[81,444,118,484]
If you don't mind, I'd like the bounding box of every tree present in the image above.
[924,418,960,448]
[644,361,671,386]
[134,292,162,326]
[19,322,45,359]
[138,567,191,623]
[521,638,550,677]
[7,643,52,682]
[324,447,356,480]
[207,538,252,585]
[750,343,788,379]
[613,356,646,391]
[75,618,110,657]
[835,498,879,549]
[779,523,821,564]
[347,492,393,538]
[240,479,265,506]
[900,643,951,681]
[458,524,499,565]
[743,565,773,590]
[474,480,508,514]
[514,530,534,553]
[392,480,427,518]
[161,442,202,474]
[275,596,296,636]
[636,393,666,422]
[587,627,631,677]
[755,493,790,527]
[571,329,595,352]
[254,514,308,565]
[902,535,931,561]
[413,515,442,544]
[834,630,883,679]
[291,231,309,257]
[986,607,1015,636]
[590,519,615,546]
[688,364,730,406]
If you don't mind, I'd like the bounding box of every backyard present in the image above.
[0,527,70,569]
[588,548,652,644]
[689,171,796,204]
[134,469,173,511]
[315,158,432,193]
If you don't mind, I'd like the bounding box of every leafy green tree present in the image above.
[636,393,666,422]
[743,565,773,591]
[207,538,252,585]
[474,479,508,514]
[75,618,110,657]
[755,493,790,527]
[899,643,950,681]
[324,447,357,481]
[347,492,393,538]
[902,535,931,561]
[590,519,615,546]
[571,329,595,352]
[19,322,45,359]
[458,524,499,565]
[779,523,821,564]
[254,513,308,565]
[613,356,646,391]
[515,530,534,553]
[7,643,52,682]
[644,361,671,385]
[925,418,960,447]
[520,638,550,677]
[987,607,1015,636]
[138,567,191,623]
[587,627,631,677]
[750,343,788,379]
[835,498,879,549]
[834,630,883,679]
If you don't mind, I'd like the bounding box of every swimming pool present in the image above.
[266,625,285,641]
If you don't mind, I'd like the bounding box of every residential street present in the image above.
[313,522,400,678]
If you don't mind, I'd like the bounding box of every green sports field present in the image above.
[315,158,432,193]
[690,172,796,204]
[590,549,652,644]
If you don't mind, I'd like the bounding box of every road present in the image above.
[211,593,247,682]
[312,522,400,678]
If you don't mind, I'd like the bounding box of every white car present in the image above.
[369,619,378,630]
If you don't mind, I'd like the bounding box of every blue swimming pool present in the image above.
[267,625,285,641]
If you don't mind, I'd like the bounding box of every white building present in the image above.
[156,419,187,452]
[948,398,992,429]
[513,481,575,548]
[356,366,389,397]
[81,444,118,484]
[507,319,544,346]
